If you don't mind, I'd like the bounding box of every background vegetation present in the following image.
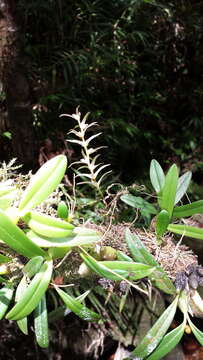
[0,0,203,181]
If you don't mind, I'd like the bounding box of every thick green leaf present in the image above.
[48,290,91,322]
[178,289,189,314]
[0,284,14,319]
[125,229,176,294]
[130,296,179,359]
[173,200,203,218]
[57,201,69,219]
[26,230,71,248]
[27,221,72,238]
[15,276,28,301]
[120,194,157,214]
[168,224,203,240]
[55,287,100,321]
[23,256,44,278]
[81,253,130,280]
[156,210,170,238]
[117,251,133,262]
[150,270,177,295]
[6,260,53,320]
[0,209,48,259]
[27,227,101,248]
[175,171,192,205]
[81,253,154,289]
[19,155,67,212]
[16,315,28,335]
[34,294,49,348]
[74,227,101,236]
[15,276,28,335]
[160,164,179,218]
[150,159,165,193]
[146,322,185,360]
[23,211,74,238]
[188,316,203,346]
[24,211,74,230]
[99,261,155,280]
[120,194,143,208]
[126,228,157,266]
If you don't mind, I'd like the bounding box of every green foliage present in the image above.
[34,295,49,348]
[128,295,180,359]
[173,200,203,218]
[0,284,14,320]
[57,200,69,219]
[149,159,203,243]
[15,276,29,335]
[118,158,203,358]
[150,159,165,194]
[1,154,203,359]
[108,158,203,359]
[19,155,67,212]
[159,164,179,217]
[0,155,101,347]
[168,224,203,240]
[146,322,186,360]
[6,260,53,321]
[126,278,203,359]
[0,208,48,259]
[23,211,74,238]
[55,287,101,322]
[188,316,203,346]
[80,252,155,282]
[77,226,203,358]
[125,229,176,294]
[156,210,170,242]
[121,193,157,226]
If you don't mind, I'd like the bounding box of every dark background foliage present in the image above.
[1,0,203,181]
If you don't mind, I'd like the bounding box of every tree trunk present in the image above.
[0,0,36,169]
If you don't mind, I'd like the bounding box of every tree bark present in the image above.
[0,0,36,169]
